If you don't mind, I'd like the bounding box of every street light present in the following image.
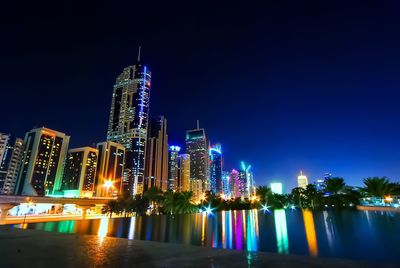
[103,180,113,197]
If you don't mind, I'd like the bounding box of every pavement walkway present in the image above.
[0,226,396,268]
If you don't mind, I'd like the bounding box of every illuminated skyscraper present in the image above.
[230,169,240,198]
[0,134,24,195]
[271,182,283,194]
[239,162,254,198]
[0,133,9,163]
[297,170,308,189]
[60,147,98,198]
[95,141,125,197]
[106,48,151,196]
[222,171,230,197]
[16,127,70,196]
[186,122,209,192]
[144,116,168,191]
[177,154,190,192]
[209,144,222,194]
[168,145,180,191]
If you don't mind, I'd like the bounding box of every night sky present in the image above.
[2,1,400,190]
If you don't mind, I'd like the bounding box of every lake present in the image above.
[14,209,400,262]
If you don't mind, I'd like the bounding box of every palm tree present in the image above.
[256,186,272,204]
[162,191,180,215]
[363,177,391,197]
[103,200,120,218]
[176,191,197,214]
[324,177,346,195]
[143,187,163,214]
[303,184,321,209]
[291,187,305,208]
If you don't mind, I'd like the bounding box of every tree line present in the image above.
[103,177,400,217]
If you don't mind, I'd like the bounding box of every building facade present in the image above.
[0,134,24,195]
[95,141,125,197]
[16,127,70,196]
[238,162,254,198]
[297,170,308,189]
[221,171,230,198]
[177,154,190,192]
[60,147,98,198]
[144,116,168,191]
[186,126,209,192]
[209,144,222,194]
[230,169,240,198]
[107,52,151,196]
[168,145,180,191]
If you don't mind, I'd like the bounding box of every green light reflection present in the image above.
[274,209,289,254]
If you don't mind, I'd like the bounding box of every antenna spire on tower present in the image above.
[197,120,200,129]
[137,46,142,62]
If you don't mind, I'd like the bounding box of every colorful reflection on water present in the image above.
[14,209,400,262]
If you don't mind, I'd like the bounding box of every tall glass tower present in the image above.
[107,48,151,195]
[186,122,209,192]
[144,116,169,191]
[209,144,222,194]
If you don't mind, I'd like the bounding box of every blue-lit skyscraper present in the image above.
[222,171,230,197]
[107,48,151,195]
[239,161,254,198]
[209,144,222,194]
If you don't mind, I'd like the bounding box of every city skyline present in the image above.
[3,1,400,190]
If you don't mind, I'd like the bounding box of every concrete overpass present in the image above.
[0,195,115,224]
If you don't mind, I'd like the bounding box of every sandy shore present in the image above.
[0,226,396,268]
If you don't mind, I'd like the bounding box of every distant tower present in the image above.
[185,122,209,192]
[178,154,190,192]
[297,170,308,189]
[106,47,151,196]
[60,147,98,198]
[222,171,230,197]
[239,161,254,198]
[16,127,70,196]
[209,144,222,194]
[230,169,240,198]
[144,116,169,191]
[0,134,24,195]
[168,145,181,191]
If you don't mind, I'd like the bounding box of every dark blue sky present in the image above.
[2,1,400,190]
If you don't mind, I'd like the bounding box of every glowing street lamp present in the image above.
[385,196,393,203]
[103,180,113,197]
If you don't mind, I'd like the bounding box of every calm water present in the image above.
[15,209,400,262]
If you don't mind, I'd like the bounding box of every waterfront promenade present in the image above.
[0,226,396,268]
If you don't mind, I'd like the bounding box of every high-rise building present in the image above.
[106,48,151,196]
[144,116,168,191]
[60,147,98,198]
[297,170,308,189]
[315,179,324,191]
[239,162,254,198]
[168,145,180,191]
[190,179,203,201]
[0,134,24,195]
[0,133,9,164]
[271,182,283,194]
[186,122,209,192]
[222,171,230,198]
[95,141,125,197]
[230,169,240,198]
[16,127,70,196]
[177,154,190,192]
[209,144,222,194]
